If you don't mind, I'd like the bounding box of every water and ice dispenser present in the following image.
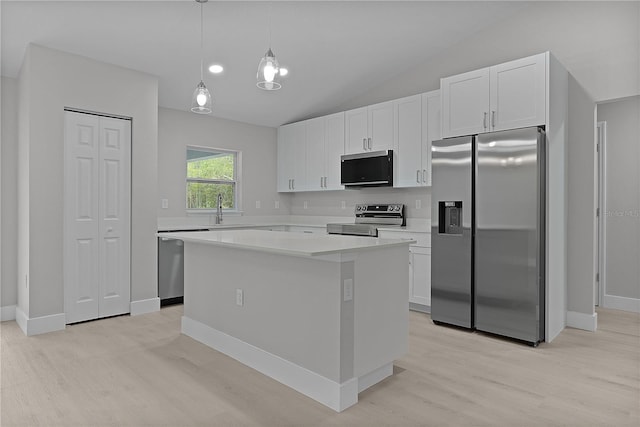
[438,201,462,235]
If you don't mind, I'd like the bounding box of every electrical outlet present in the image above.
[255,200,261,209]
[161,199,169,209]
[236,289,244,306]
[415,199,421,209]
[275,200,280,209]
[343,279,353,302]
[341,201,346,209]
[303,201,308,210]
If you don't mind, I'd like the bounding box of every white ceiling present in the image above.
[1,1,530,127]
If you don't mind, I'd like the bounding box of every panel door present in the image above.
[422,90,440,187]
[324,112,345,190]
[64,112,101,323]
[290,122,307,191]
[276,125,294,192]
[441,67,490,138]
[395,94,423,188]
[98,117,131,318]
[410,246,431,308]
[490,53,546,132]
[64,112,131,323]
[344,107,368,154]
[368,100,395,152]
[305,116,326,191]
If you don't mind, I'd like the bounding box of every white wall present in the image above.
[338,1,639,111]
[289,187,429,221]
[157,107,282,219]
[597,96,640,308]
[17,44,158,327]
[1,76,18,318]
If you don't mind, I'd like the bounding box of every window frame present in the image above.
[185,145,242,214]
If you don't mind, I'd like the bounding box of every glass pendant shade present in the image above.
[191,80,212,114]
[256,48,282,91]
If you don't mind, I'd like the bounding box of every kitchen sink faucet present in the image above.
[215,193,223,224]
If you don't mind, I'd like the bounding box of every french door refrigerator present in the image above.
[431,127,545,345]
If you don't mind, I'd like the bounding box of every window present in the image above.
[186,147,240,211]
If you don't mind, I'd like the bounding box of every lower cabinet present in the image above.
[378,230,431,313]
[409,246,431,311]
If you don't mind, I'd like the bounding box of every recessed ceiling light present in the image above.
[279,68,289,77]
[209,64,224,74]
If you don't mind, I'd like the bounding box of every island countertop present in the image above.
[157,229,415,258]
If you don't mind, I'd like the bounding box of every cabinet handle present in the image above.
[416,170,421,183]
[363,138,367,150]
[324,177,327,188]
[483,112,488,130]
[491,110,496,129]
[288,179,291,190]
[423,169,426,183]
[368,137,372,150]
[292,179,295,190]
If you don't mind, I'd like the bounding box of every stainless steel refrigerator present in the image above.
[431,127,545,345]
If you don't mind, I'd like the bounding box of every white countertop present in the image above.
[157,229,415,257]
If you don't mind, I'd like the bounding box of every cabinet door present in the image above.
[395,94,423,188]
[277,125,295,192]
[290,122,307,191]
[490,53,546,131]
[422,90,440,186]
[305,117,325,191]
[409,246,431,308]
[324,112,345,190]
[441,67,490,138]
[345,107,368,154]
[368,100,395,152]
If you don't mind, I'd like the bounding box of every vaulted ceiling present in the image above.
[1,1,531,127]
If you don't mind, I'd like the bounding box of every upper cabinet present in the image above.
[345,100,395,154]
[305,112,345,191]
[441,52,547,138]
[277,122,306,192]
[394,90,440,188]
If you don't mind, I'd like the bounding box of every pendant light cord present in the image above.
[200,1,204,81]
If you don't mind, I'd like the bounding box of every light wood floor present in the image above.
[1,306,638,427]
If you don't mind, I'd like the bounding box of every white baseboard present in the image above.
[130,297,160,316]
[566,310,598,332]
[1,305,16,321]
[15,307,66,336]
[603,294,640,313]
[182,315,361,412]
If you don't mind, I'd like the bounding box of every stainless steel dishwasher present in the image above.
[158,229,208,306]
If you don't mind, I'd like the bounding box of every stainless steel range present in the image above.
[327,204,405,237]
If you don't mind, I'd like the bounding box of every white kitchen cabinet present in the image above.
[441,52,547,138]
[395,91,440,188]
[345,100,394,154]
[277,121,306,192]
[422,90,441,187]
[378,229,431,312]
[305,112,345,191]
[409,246,431,308]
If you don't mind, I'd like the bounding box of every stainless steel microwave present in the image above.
[340,150,394,188]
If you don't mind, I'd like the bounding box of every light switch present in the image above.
[236,289,244,306]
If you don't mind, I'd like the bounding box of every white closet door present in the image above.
[64,111,131,323]
[64,112,101,323]
[98,117,131,318]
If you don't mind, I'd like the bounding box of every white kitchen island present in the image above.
[159,229,412,412]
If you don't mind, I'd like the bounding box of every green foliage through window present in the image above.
[186,148,238,210]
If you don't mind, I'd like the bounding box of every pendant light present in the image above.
[256,4,283,91]
[191,0,212,114]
